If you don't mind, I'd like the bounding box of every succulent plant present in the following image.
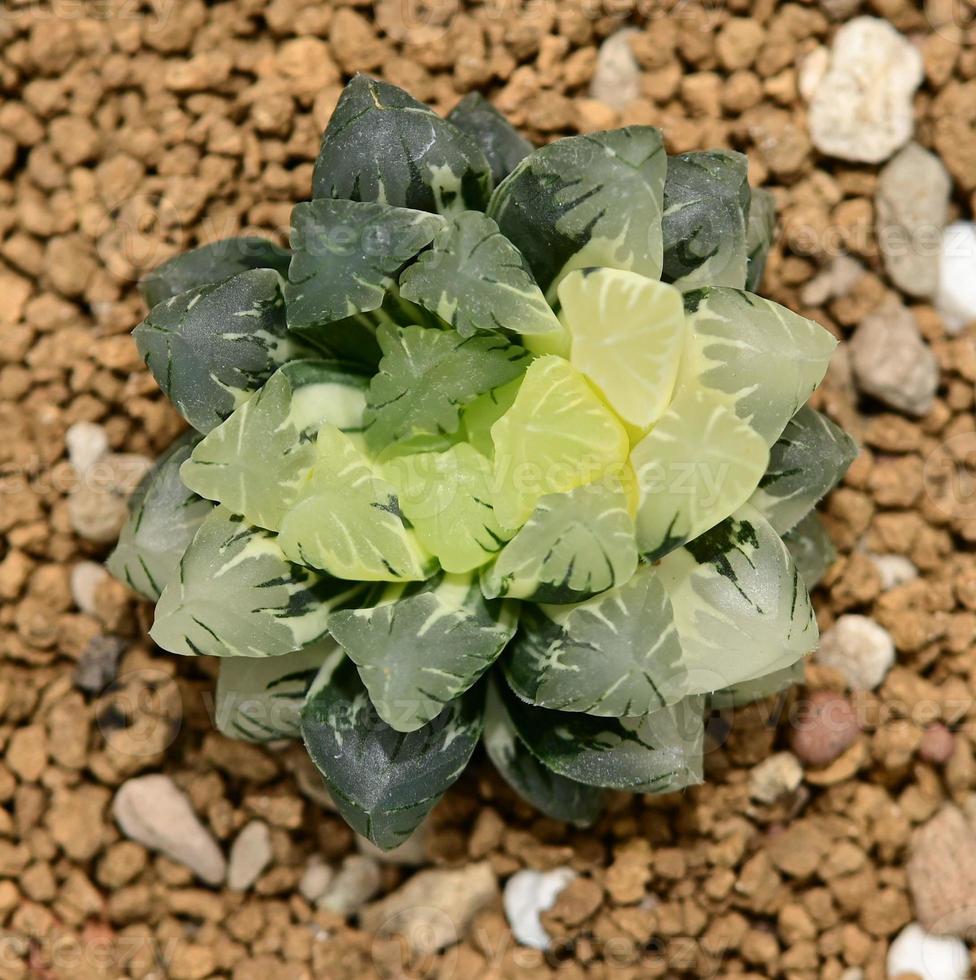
[108,75,856,849]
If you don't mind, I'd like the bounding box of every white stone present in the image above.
[887,923,968,980]
[876,143,951,298]
[936,222,976,334]
[227,820,272,891]
[798,45,829,102]
[318,855,382,916]
[749,752,804,804]
[113,775,226,885]
[849,297,938,417]
[66,421,108,475]
[589,29,640,111]
[503,867,576,950]
[70,561,108,616]
[299,856,334,904]
[815,614,895,691]
[839,970,863,980]
[869,553,918,591]
[808,17,923,163]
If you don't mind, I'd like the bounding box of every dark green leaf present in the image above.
[447,92,534,186]
[140,237,290,309]
[312,75,493,215]
[301,658,484,849]
[134,269,306,433]
[745,188,776,292]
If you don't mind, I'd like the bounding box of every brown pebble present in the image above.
[789,691,861,767]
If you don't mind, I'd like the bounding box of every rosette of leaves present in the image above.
[109,75,856,849]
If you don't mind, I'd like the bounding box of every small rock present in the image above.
[870,553,919,591]
[749,751,804,804]
[299,856,334,904]
[797,45,829,102]
[907,806,976,937]
[789,691,861,767]
[503,867,576,950]
[936,222,976,334]
[800,253,865,307]
[589,29,640,111]
[360,862,499,953]
[65,421,108,475]
[70,561,108,617]
[73,636,125,693]
[815,614,896,690]
[876,143,951,298]
[809,17,923,163]
[318,855,382,916]
[68,453,152,544]
[227,821,272,892]
[849,298,938,417]
[113,775,226,886]
[887,923,968,980]
[919,724,955,766]
[7,724,48,783]
[356,820,430,866]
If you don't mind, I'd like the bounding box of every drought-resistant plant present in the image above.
[109,75,856,849]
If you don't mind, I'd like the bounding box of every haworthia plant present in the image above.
[110,74,856,849]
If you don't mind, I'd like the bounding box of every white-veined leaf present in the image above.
[783,511,837,587]
[709,660,804,711]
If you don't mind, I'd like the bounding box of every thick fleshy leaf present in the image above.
[745,188,776,292]
[709,660,804,711]
[656,504,818,696]
[483,679,605,825]
[140,237,291,309]
[398,211,561,338]
[487,127,667,299]
[461,378,522,458]
[504,684,705,793]
[661,150,750,291]
[278,425,434,582]
[678,287,837,446]
[364,323,531,456]
[382,443,511,573]
[329,572,517,732]
[107,434,213,601]
[214,639,342,742]
[631,389,770,561]
[134,269,306,433]
[748,405,858,534]
[151,508,368,658]
[482,476,637,603]
[181,360,369,532]
[783,511,837,587]
[312,75,493,215]
[447,92,534,186]
[301,657,484,850]
[285,199,444,337]
[559,268,686,430]
[504,563,685,717]
[491,356,630,529]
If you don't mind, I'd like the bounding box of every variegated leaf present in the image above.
[661,150,750,291]
[140,237,291,309]
[748,405,858,534]
[678,287,837,446]
[214,639,343,742]
[278,425,435,582]
[504,684,705,793]
[364,323,531,456]
[285,199,444,337]
[484,679,605,825]
[301,657,484,850]
[709,660,804,711]
[329,572,517,732]
[504,563,685,717]
[134,269,306,433]
[487,127,667,300]
[656,504,818,696]
[107,433,213,601]
[783,511,837,587]
[398,210,561,338]
[745,188,776,292]
[312,75,493,215]
[631,389,770,562]
[181,360,369,532]
[151,507,368,658]
[447,92,533,186]
[482,477,638,603]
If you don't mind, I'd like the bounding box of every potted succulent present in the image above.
[108,75,856,849]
